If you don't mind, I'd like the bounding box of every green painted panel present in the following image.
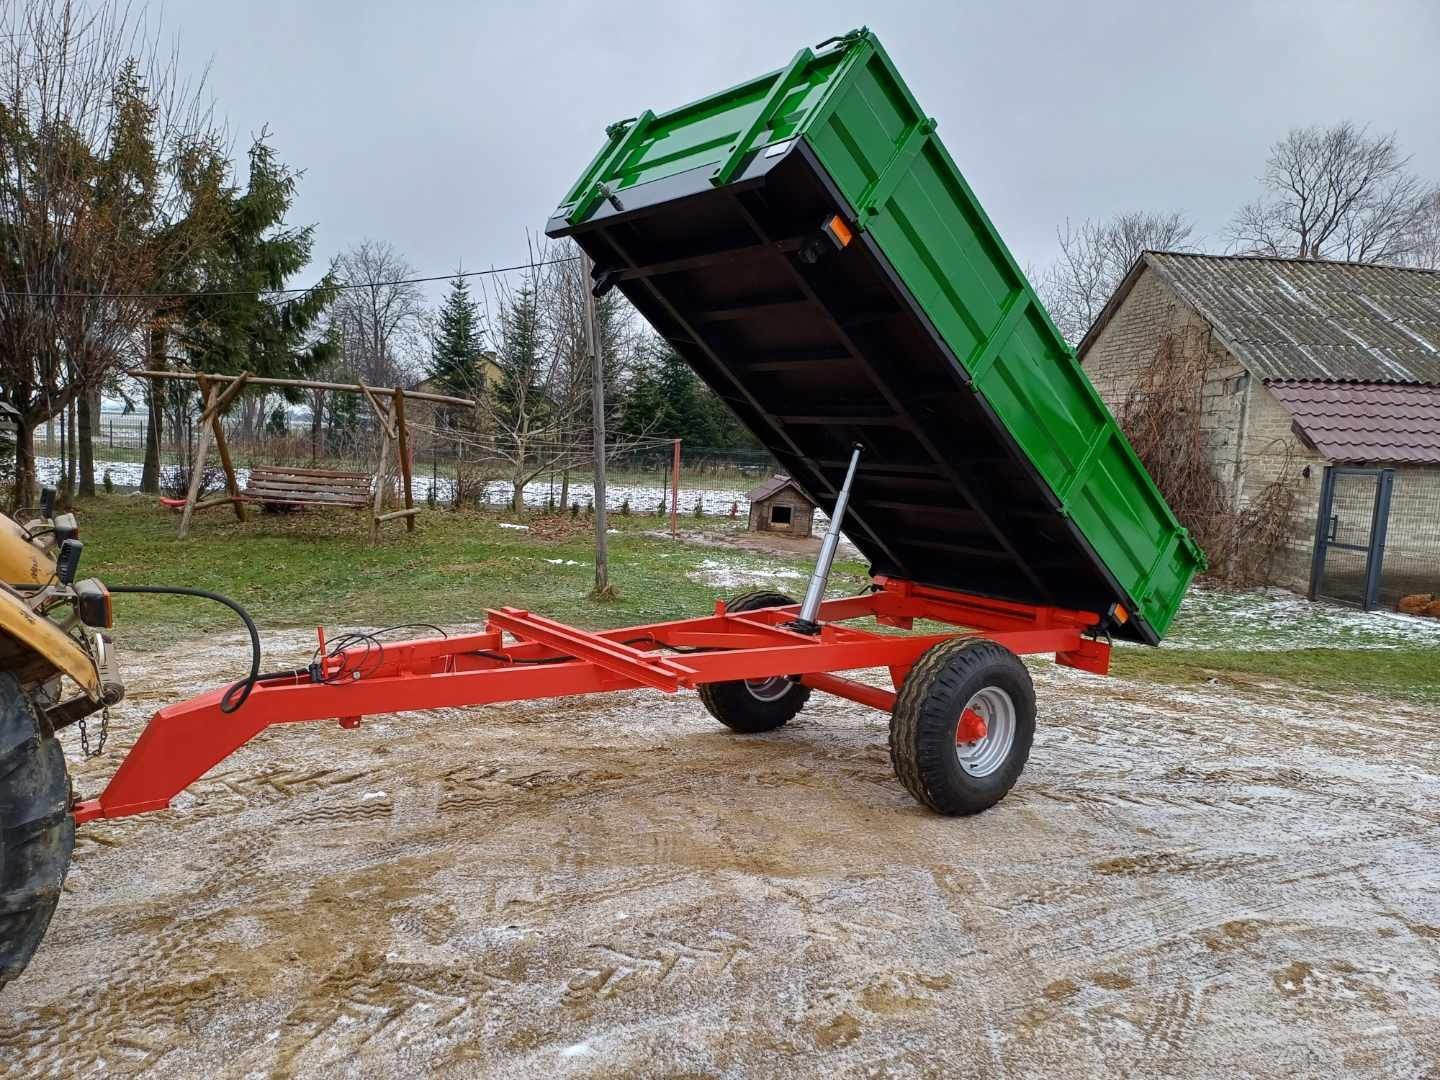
[798,31,1203,638]
[553,28,1205,639]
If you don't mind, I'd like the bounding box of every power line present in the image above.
[0,256,580,301]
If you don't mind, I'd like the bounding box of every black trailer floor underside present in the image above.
[550,144,1146,641]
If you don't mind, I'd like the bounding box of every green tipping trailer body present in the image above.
[546,28,1204,643]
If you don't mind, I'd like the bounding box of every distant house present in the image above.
[747,475,816,537]
[1079,252,1440,609]
[409,359,504,453]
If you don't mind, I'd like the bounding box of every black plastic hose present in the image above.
[107,585,262,713]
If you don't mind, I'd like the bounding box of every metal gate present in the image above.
[1309,466,1394,609]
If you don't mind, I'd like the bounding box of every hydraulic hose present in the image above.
[107,585,261,714]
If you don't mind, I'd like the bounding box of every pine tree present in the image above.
[428,275,483,400]
[615,338,761,451]
[496,281,544,415]
[173,134,338,384]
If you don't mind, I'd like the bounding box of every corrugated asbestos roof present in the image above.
[1140,252,1440,384]
[1268,381,1440,465]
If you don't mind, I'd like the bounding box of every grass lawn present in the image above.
[76,495,867,649]
[70,495,1440,704]
[1110,645,1440,704]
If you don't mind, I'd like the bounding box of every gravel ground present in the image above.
[1,626,1438,1078]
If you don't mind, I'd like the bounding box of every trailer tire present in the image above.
[698,590,810,733]
[0,673,75,991]
[889,638,1035,815]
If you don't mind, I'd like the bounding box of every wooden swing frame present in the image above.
[132,370,475,542]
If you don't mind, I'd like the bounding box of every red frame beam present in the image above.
[72,578,1109,824]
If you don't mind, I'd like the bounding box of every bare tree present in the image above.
[1404,190,1440,271]
[330,239,428,387]
[474,252,571,512]
[1036,211,1196,343]
[1227,122,1435,264]
[535,243,640,508]
[0,0,225,506]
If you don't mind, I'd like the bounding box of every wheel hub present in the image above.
[954,686,1017,778]
[743,675,793,702]
[956,708,988,743]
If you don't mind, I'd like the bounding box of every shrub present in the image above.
[1119,330,1297,587]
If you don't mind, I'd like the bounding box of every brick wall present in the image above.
[1080,264,1323,590]
[1233,381,1323,590]
[1078,261,1440,603]
[1082,267,1248,494]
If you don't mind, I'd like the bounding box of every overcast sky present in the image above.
[161,0,1440,300]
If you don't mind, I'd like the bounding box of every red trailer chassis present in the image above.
[72,577,1110,825]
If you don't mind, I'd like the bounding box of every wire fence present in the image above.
[39,410,780,518]
[1377,468,1440,606]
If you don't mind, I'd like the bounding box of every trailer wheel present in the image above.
[0,672,75,991]
[698,590,811,733]
[889,638,1035,815]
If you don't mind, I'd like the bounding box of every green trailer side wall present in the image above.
[555,29,1204,639]
[800,35,1201,636]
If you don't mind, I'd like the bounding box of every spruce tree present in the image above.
[428,275,483,400]
[173,134,338,382]
[495,281,544,419]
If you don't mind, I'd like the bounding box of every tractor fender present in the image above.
[0,588,101,699]
[0,514,57,587]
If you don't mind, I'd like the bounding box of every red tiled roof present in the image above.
[1267,381,1440,464]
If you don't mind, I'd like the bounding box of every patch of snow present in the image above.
[560,1042,591,1057]
[361,791,388,801]
[688,558,805,589]
[1161,586,1440,651]
[498,522,529,531]
[544,559,583,566]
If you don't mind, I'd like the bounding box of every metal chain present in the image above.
[77,706,109,759]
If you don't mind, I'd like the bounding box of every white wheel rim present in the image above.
[744,676,793,702]
[955,686,1016,778]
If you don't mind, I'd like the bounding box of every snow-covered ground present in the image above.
[686,557,806,590]
[1162,586,1440,650]
[37,453,754,516]
[9,625,1438,1077]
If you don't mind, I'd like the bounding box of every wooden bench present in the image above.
[245,466,373,510]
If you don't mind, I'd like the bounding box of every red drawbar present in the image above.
[71,578,1111,824]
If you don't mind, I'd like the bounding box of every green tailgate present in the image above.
[553,29,1204,640]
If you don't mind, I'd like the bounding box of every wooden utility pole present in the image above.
[582,253,613,598]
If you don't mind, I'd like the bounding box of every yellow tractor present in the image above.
[0,486,124,989]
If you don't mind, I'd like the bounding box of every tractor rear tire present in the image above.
[889,638,1035,816]
[698,590,811,733]
[0,672,75,991]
